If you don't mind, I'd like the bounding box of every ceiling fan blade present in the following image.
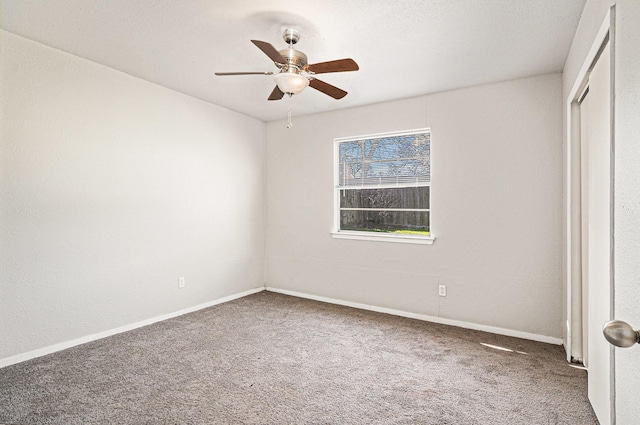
[215,71,274,76]
[251,40,286,64]
[307,59,359,74]
[309,78,348,99]
[268,86,285,101]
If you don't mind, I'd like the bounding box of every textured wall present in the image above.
[0,31,266,360]
[266,74,563,339]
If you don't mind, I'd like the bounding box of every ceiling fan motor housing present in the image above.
[278,48,308,72]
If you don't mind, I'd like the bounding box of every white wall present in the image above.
[0,31,266,362]
[562,1,640,422]
[266,74,563,340]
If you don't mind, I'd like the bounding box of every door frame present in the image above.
[565,5,616,424]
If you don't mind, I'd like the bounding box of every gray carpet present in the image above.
[1,291,597,424]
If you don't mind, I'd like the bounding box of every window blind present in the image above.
[337,133,430,188]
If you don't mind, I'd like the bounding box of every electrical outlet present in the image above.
[179,277,185,288]
[438,285,446,297]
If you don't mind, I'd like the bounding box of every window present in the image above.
[332,129,433,244]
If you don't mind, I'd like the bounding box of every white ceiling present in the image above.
[1,0,586,122]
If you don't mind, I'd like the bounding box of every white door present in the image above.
[580,42,613,425]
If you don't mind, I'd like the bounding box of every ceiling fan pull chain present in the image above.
[287,94,294,129]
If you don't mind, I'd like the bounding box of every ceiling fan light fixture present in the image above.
[274,72,309,95]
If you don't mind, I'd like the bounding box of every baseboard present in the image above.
[265,286,563,346]
[0,287,265,369]
[2,285,562,369]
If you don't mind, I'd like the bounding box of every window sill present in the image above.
[330,231,435,245]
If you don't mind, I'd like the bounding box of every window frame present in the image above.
[331,128,434,245]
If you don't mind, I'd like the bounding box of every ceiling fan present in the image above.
[215,29,359,101]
